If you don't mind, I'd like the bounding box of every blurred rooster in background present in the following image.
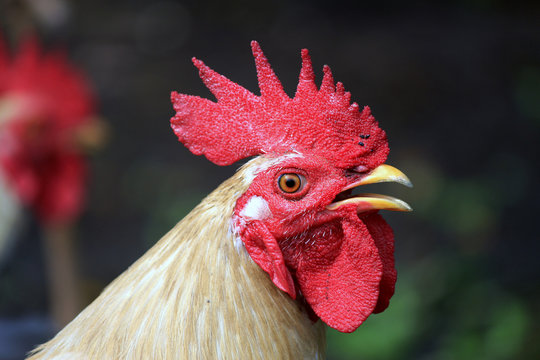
[29,41,411,359]
[0,34,104,327]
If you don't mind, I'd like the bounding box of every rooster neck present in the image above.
[29,157,326,360]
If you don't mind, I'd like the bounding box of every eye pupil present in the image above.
[285,178,296,188]
[278,173,302,193]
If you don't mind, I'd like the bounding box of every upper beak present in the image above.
[327,164,413,212]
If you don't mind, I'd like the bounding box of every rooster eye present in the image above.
[278,173,303,193]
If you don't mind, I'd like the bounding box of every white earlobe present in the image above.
[240,196,272,221]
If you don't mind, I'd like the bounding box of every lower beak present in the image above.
[327,164,413,212]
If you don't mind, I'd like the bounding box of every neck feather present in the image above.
[29,157,325,360]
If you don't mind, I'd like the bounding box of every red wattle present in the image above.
[363,213,396,313]
[293,215,384,333]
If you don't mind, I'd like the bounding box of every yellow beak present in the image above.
[327,164,413,212]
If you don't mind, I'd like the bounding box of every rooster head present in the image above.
[171,41,412,333]
[0,35,102,224]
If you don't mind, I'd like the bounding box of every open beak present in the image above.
[327,164,413,212]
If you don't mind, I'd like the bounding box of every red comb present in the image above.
[171,41,389,169]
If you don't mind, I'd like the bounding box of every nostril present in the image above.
[352,165,368,173]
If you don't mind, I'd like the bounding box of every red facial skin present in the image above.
[233,155,396,333]
[0,36,95,224]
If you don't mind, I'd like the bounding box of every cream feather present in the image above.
[28,157,325,360]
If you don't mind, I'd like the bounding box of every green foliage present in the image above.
[327,274,422,360]
[327,257,532,360]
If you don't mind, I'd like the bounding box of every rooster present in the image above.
[0,35,103,327]
[28,41,411,359]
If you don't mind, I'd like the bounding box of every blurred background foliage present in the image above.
[0,0,539,359]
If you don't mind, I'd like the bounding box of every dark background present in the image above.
[1,0,539,359]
